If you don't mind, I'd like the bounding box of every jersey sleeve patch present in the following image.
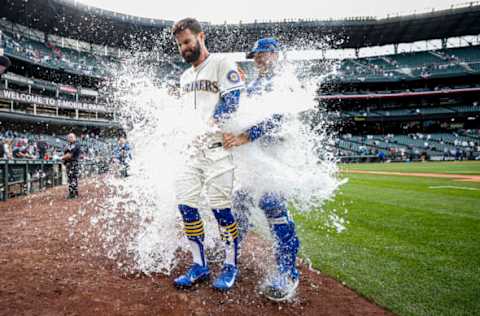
[227,70,241,84]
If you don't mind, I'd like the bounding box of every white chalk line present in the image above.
[428,186,480,191]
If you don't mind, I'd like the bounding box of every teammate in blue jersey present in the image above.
[223,38,300,302]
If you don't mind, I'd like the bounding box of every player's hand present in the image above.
[223,133,250,149]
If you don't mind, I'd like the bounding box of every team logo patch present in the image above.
[227,70,240,83]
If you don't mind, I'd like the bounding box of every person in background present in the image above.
[61,133,81,199]
[0,138,6,159]
[37,136,48,160]
[112,137,132,177]
[13,139,34,159]
[4,139,13,160]
[0,54,11,75]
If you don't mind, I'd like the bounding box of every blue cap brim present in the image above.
[246,48,279,59]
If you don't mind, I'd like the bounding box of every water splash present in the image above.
[70,53,345,276]
[224,62,340,210]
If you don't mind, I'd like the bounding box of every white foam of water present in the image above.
[71,56,345,275]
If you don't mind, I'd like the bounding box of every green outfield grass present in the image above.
[294,161,480,316]
[341,160,480,175]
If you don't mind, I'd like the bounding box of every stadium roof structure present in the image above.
[1,0,480,52]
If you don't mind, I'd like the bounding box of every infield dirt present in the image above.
[0,179,392,316]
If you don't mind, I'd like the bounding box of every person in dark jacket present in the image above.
[62,133,81,199]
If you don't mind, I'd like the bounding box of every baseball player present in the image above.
[172,18,244,291]
[224,38,300,301]
[61,133,81,199]
[113,137,132,177]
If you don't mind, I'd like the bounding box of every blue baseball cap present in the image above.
[246,38,280,59]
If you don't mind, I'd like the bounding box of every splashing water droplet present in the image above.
[70,51,346,276]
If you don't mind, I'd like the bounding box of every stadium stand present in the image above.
[0,19,119,78]
[325,46,480,82]
[0,0,479,171]
[337,131,480,161]
[0,128,115,161]
[3,0,480,51]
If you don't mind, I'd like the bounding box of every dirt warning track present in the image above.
[0,179,392,316]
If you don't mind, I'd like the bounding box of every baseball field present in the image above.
[295,161,480,316]
[1,161,479,315]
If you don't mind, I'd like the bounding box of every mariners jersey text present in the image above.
[179,55,244,124]
[182,79,220,94]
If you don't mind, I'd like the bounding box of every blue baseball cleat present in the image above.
[174,263,210,288]
[261,270,299,302]
[212,264,238,291]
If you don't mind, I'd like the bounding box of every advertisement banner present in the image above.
[0,89,109,112]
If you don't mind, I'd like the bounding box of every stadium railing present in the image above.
[338,155,381,163]
[0,159,108,201]
[0,159,62,201]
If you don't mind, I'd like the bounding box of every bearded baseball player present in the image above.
[172,18,244,291]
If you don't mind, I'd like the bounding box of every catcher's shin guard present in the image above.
[259,192,300,278]
[232,190,254,246]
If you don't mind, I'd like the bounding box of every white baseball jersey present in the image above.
[180,54,244,127]
[176,55,243,210]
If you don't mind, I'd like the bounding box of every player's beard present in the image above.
[182,40,201,64]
